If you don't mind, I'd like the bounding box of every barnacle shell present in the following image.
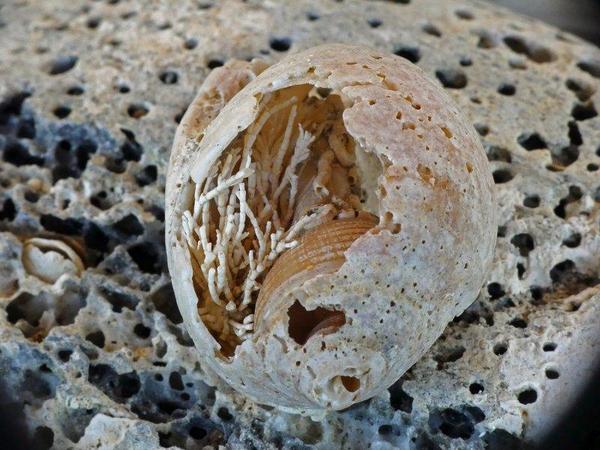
[166,44,496,412]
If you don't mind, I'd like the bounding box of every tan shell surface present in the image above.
[166,44,496,411]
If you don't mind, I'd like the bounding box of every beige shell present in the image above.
[22,237,84,284]
[166,44,497,413]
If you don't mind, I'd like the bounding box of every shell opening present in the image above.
[287,300,346,346]
[340,376,361,392]
[181,84,382,357]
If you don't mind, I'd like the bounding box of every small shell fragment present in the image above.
[23,237,84,284]
[166,44,497,412]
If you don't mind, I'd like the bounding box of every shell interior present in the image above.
[180,84,383,357]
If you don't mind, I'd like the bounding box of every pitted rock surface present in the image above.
[0,0,599,449]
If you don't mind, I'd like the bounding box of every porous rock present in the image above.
[0,0,599,448]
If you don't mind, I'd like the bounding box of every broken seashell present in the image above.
[23,237,84,283]
[166,44,497,412]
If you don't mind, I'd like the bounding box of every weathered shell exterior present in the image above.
[166,44,497,412]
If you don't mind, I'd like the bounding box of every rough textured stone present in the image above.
[0,0,598,449]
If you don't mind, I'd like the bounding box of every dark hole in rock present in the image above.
[563,232,582,248]
[86,16,102,28]
[287,300,346,345]
[128,241,161,274]
[550,145,579,169]
[503,36,556,63]
[83,221,110,254]
[435,69,467,89]
[53,105,71,119]
[388,381,413,413]
[483,428,524,450]
[523,195,540,208]
[169,372,184,391]
[113,213,144,237]
[217,406,233,421]
[99,286,139,313]
[577,59,600,78]
[543,342,557,352]
[54,139,71,164]
[434,345,465,369]
[306,11,320,21]
[7,292,44,326]
[189,426,207,440]
[368,18,382,28]
[117,83,130,94]
[497,83,516,96]
[67,85,84,96]
[492,169,513,184]
[568,121,583,145]
[497,226,506,238]
[486,145,512,164]
[460,56,473,66]
[429,408,474,440]
[24,191,39,203]
[587,163,599,172]
[509,317,527,328]
[17,117,36,138]
[530,286,544,305]
[120,129,143,161]
[378,424,396,435]
[88,364,141,401]
[469,382,484,394]
[516,262,526,279]
[58,349,72,362]
[553,185,583,219]
[571,102,597,121]
[545,368,559,379]
[394,46,421,63]
[0,91,31,123]
[86,330,105,348]
[487,282,505,300]
[550,259,575,283]
[47,55,78,75]
[269,36,291,52]
[21,368,56,404]
[33,426,54,449]
[134,323,151,339]
[184,37,198,49]
[158,432,172,447]
[136,164,158,186]
[149,283,182,324]
[0,198,16,221]
[565,78,595,101]
[517,388,537,404]
[159,70,179,84]
[518,132,546,150]
[40,214,82,235]
[422,23,442,37]
[75,139,97,170]
[455,9,473,19]
[510,233,534,257]
[474,123,489,136]
[3,141,45,166]
[207,59,224,69]
[465,405,485,422]
[493,342,508,355]
[127,103,149,119]
[53,165,76,185]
